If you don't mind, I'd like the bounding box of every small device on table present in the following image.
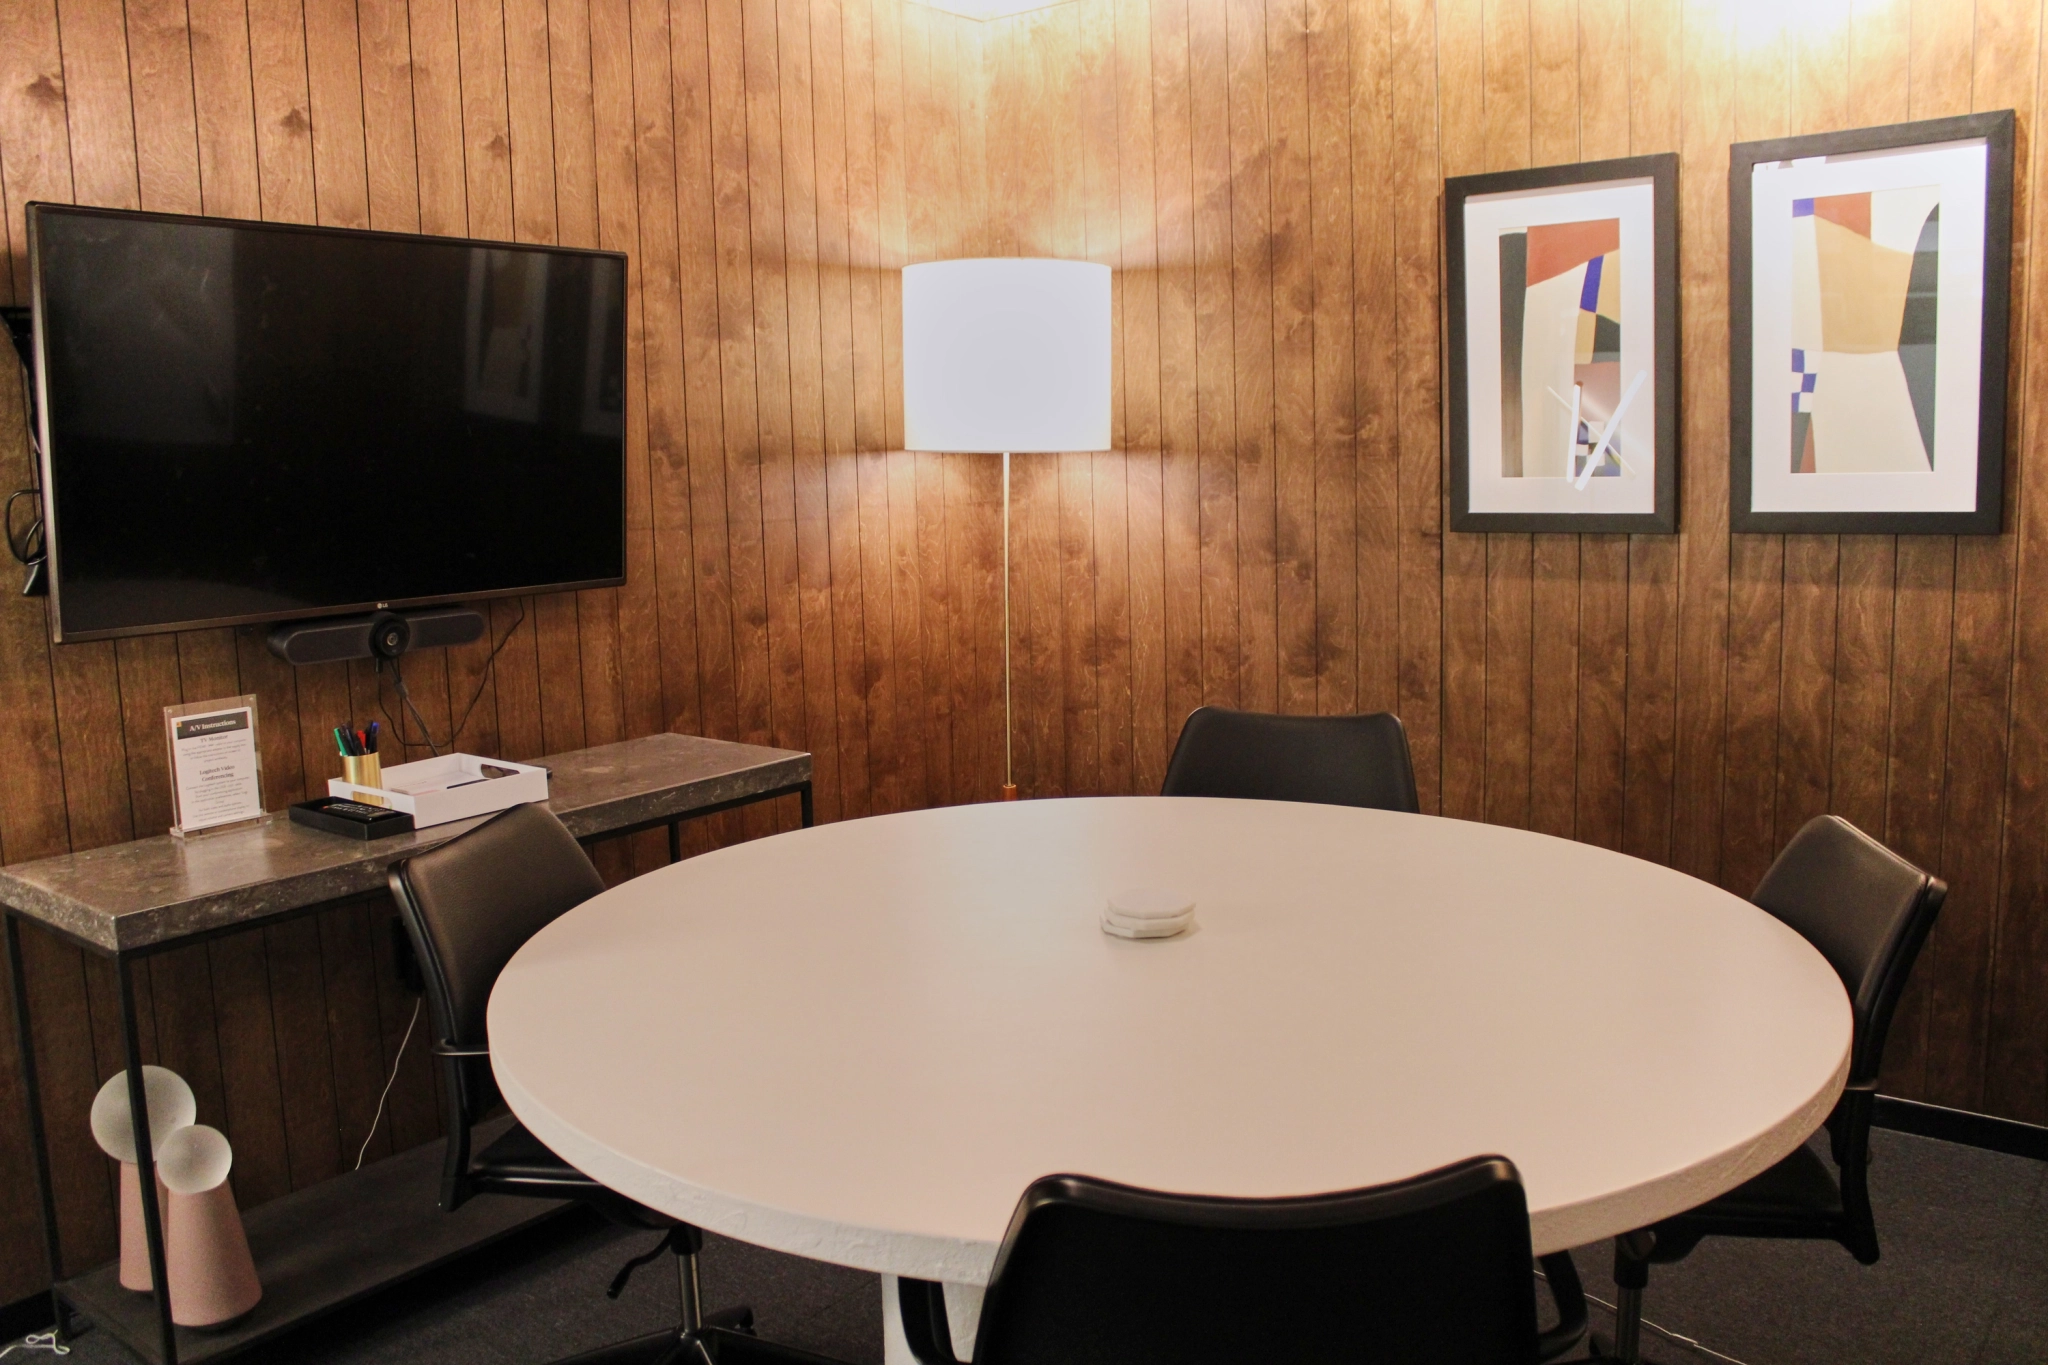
[288,797,416,840]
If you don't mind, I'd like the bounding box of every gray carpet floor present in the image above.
[34,1128,2046,1365]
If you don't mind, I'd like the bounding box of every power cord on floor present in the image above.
[0,1332,69,1359]
[1535,1266,1756,1365]
[355,997,423,1170]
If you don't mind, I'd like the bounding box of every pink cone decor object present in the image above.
[158,1125,261,1327]
[89,1068,196,1292]
[115,1162,170,1291]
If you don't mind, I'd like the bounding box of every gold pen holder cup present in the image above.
[340,753,383,795]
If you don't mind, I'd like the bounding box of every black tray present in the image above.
[288,797,416,840]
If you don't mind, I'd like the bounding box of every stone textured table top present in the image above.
[0,733,810,954]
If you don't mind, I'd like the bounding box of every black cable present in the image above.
[7,342,46,576]
[376,601,527,757]
[374,666,415,756]
[391,659,442,757]
[605,1231,677,1300]
[5,488,42,565]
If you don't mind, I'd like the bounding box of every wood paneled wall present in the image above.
[4,0,2048,1310]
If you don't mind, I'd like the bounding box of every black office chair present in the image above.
[1599,815,1947,1363]
[1157,705,1587,1355]
[687,1156,1579,1365]
[390,802,752,1362]
[1160,706,1420,813]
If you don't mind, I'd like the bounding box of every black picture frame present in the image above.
[1729,111,2014,534]
[1446,153,1680,534]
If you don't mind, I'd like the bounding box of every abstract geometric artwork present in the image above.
[1447,153,1677,533]
[1788,188,1940,473]
[1733,111,2013,534]
[1499,218,1634,483]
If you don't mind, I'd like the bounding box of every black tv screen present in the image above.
[27,204,628,641]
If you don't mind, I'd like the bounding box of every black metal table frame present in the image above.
[6,779,812,1365]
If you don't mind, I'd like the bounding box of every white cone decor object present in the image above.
[157,1125,261,1327]
[89,1068,196,1291]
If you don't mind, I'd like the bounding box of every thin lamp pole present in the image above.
[1001,450,1016,800]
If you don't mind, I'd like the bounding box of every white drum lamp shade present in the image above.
[902,259,1112,454]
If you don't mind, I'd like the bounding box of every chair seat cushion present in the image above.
[474,1120,600,1185]
[1649,1141,1845,1260]
[471,1122,679,1231]
[1693,1143,1844,1220]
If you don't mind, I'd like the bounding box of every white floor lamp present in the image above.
[902,259,1112,801]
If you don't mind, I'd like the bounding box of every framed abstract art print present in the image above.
[1730,111,2014,533]
[1447,153,1680,534]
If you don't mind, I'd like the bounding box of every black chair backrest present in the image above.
[968,1157,1538,1365]
[1752,815,1945,1086]
[389,802,607,1055]
[1159,707,1420,813]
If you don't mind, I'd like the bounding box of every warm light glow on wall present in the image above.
[1728,0,1853,48]
[910,0,1073,19]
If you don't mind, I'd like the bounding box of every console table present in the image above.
[1,732,811,1365]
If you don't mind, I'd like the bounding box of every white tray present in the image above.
[328,753,549,830]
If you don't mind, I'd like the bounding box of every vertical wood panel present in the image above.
[1153,0,1202,760]
[1718,2,1789,894]
[1972,0,2043,1120]
[1117,0,1168,789]
[1575,0,1630,856]
[1619,0,1679,865]
[1391,0,1443,812]
[1306,0,1356,726]
[1083,0,1132,794]
[1668,0,1733,883]
[0,23,78,1281]
[784,0,850,822]
[1524,0,1577,844]
[1479,0,1534,836]
[1875,0,1968,1098]
[1270,0,1317,718]
[814,0,877,819]
[1438,0,1485,822]
[1351,0,1398,721]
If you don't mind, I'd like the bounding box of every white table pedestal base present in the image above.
[881,1275,983,1365]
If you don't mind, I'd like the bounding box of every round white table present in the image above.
[490,798,1850,1355]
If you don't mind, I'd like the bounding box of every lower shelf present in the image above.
[60,1118,565,1365]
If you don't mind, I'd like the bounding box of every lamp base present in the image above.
[1001,784,1018,802]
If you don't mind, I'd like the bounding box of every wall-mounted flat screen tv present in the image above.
[27,204,628,642]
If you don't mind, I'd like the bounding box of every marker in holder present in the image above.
[334,721,382,797]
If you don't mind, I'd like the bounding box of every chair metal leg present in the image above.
[1603,1230,1656,1365]
[1610,1283,1644,1362]
[677,1246,702,1334]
